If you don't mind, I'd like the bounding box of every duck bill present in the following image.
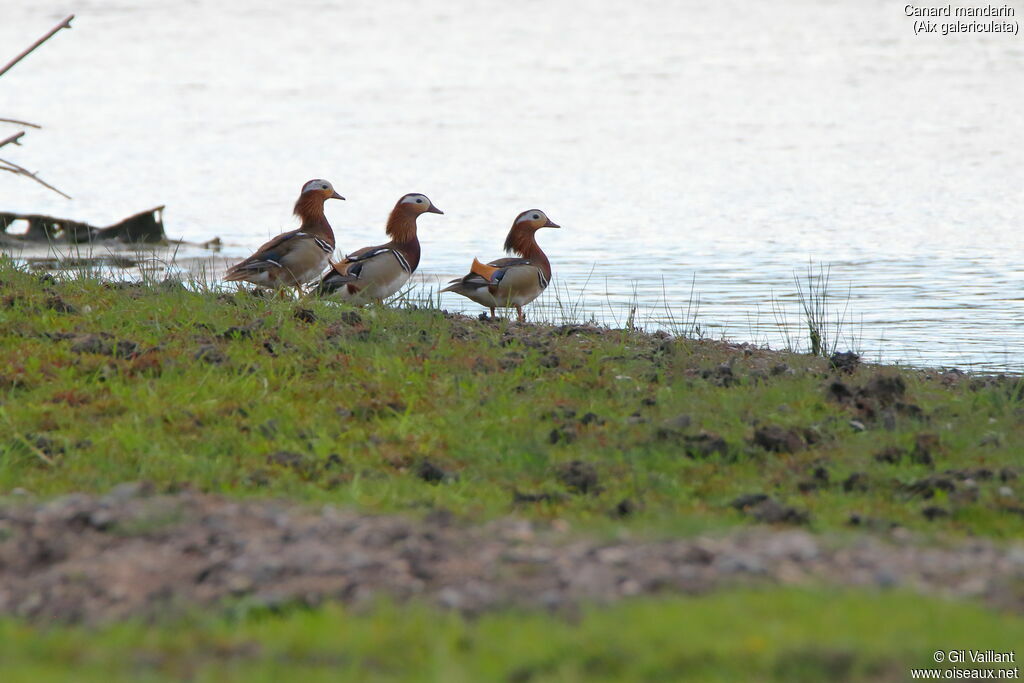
[543,218,560,228]
[330,191,345,200]
[427,205,444,214]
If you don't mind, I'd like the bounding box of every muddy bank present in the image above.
[1,488,1021,624]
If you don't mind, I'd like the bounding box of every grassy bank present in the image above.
[0,259,1020,538]
[2,589,1022,682]
[1,259,1023,680]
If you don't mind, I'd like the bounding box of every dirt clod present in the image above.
[416,459,448,484]
[294,307,317,324]
[829,351,860,374]
[45,295,77,314]
[266,451,306,470]
[555,460,600,495]
[611,499,637,518]
[753,425,805,453]
[684,431,728,459]
[194,345,226,364]
[874,447,905,465]
[842,472,870,493]
[912,433,940,466]
[512,491,568,505]
[730,493,769,510]
[741,498,809,525]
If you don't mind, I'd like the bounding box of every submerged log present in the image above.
[0,206,167,244]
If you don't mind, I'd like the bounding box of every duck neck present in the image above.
[385,206,421,272]
[505,227,551,280]
[293,193,335,247]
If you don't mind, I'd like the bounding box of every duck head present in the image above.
[300,178,345,201]
[397,193,443,215]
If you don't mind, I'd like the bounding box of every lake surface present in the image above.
[2,0,1021,371]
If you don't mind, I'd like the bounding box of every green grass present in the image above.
[1,589,1021,682]
[0,259,1021,539]
[2,259,1023,680]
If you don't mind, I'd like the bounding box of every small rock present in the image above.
[849,420,866,432]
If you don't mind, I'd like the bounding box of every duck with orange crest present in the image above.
[315,193,442,303]
[441,209,560,321]
[224,179,344,293]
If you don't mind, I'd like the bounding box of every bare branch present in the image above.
[0,132,25,149]
[0,118,41,129]
[0,156,71,199]
[0,14,75,80]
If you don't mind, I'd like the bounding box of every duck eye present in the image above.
[321,184,328,190]
[416,198,423,203]
[532,214,539,220]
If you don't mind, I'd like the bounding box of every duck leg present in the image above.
[515,305,525,322]
[489,307,496,319]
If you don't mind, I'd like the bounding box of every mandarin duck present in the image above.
[315,193,442,302]
[224,179,344,292]
[440,209,559,321]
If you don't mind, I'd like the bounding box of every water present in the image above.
[2,0,1021,371]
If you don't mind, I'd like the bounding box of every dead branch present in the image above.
[0,156,71,199]
[1,16,75,199]
[0,118,41,128]
[0,132,24,149]
[0,15,74,80]
[0,206,166,244]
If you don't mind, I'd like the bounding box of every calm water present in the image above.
[2,1,1022,371]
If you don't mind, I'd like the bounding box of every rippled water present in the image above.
[2,0,1021,371]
